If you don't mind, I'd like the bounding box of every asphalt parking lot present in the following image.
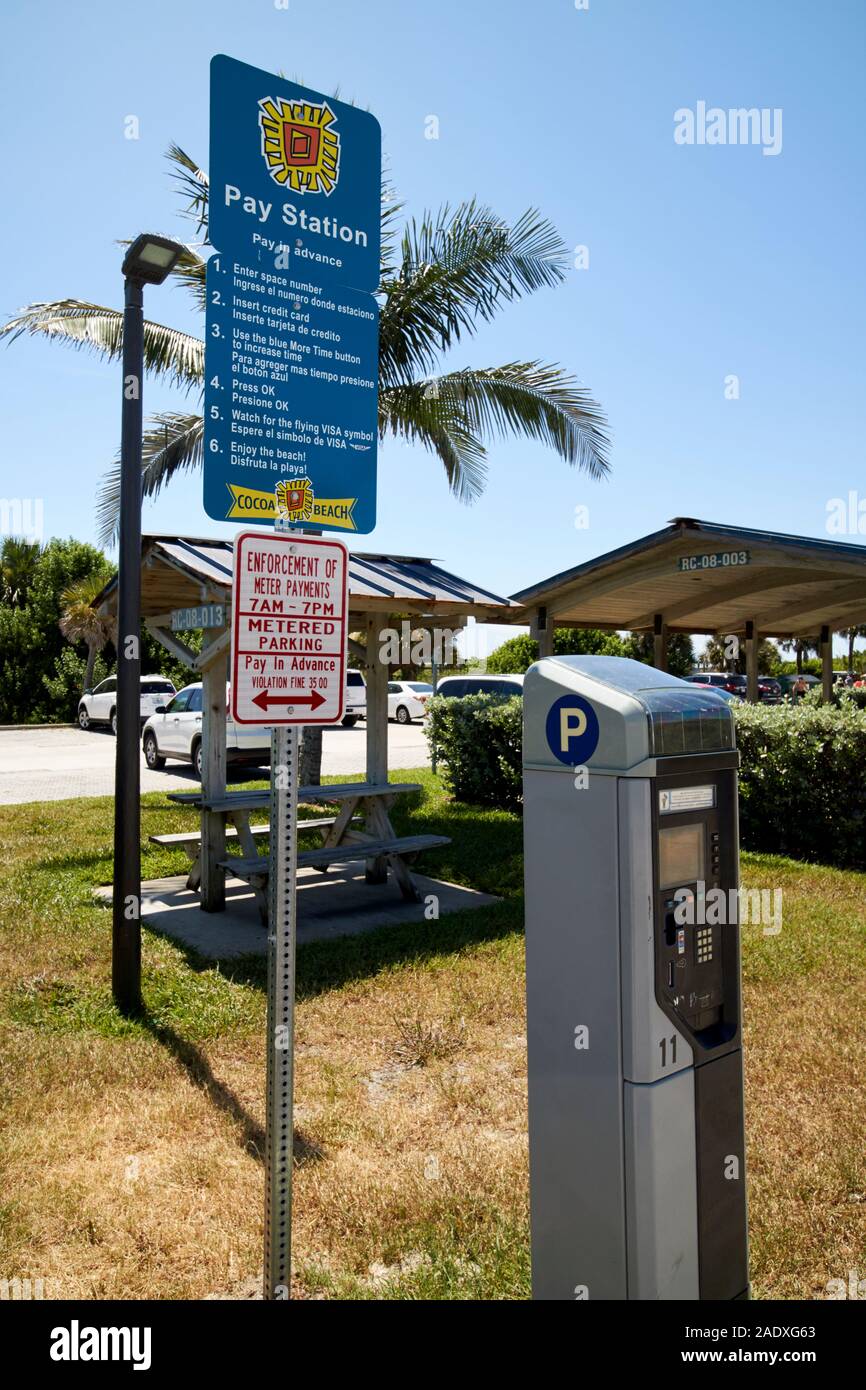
[0,721,430,805]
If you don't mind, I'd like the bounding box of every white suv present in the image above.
[343,669,366,727]
[141,682,270,778]
[78,675,176,734]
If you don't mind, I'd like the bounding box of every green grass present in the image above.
[0,769,864,1299]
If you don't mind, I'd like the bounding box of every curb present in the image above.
[0,723,76,732]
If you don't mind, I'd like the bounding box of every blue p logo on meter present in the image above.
[545,694,600,765]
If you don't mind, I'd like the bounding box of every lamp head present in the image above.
[122,234,184,285]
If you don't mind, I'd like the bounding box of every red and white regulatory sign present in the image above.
[231,530,348,725]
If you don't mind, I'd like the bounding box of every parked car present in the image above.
[387,680,433,723]
[343,669,366,727]
[141,682,269,777]
[78,675,176,733]
[687,671,781,704]
[757,677,783,704]
[686,672,745,698]
[434,673,525,700]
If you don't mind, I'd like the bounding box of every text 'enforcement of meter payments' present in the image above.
[205,55,381,532]
[231,531,348,726]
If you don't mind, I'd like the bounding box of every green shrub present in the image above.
[426,694,523,811]
[733,701,866,868]
[428,691,866,870]
[42,648,110,722]
[800,684,866,711]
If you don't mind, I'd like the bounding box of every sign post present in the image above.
[264,713,299,1300]
[211,51,378,1303]
[231,527,348,1298]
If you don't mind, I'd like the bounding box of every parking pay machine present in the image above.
[523,656,748,1300]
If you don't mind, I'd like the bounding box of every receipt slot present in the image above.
[523,656,748,1300]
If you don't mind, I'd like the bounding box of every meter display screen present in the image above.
[659,823,705,888]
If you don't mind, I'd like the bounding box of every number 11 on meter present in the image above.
[231,530,348,726]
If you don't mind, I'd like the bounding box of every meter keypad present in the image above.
[653,774,739,1047]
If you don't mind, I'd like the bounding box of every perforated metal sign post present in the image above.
[264,716,299,1299]
[230,526,347,1299]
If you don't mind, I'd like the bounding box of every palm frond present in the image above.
[167,144,210,233]
[167,244,208,310]
[417,363,611,478]
[378,202,569,386]
[379,383,488,502]
[96,412,204,546]
[0,301,204,391]
[379,177,405,284]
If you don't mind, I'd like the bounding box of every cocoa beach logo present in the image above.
[275,476,315,523]
[259,95,341,195]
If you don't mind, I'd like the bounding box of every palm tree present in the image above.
[2,146,609,542]
[0,537,41,607]
[779,637,818,675]
[840,626,866,673]
[59,572,115,691]
[2,145,611,782]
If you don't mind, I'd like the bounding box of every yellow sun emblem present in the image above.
[258,96,340,196]
[275,476,315,523]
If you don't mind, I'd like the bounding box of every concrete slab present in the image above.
[98,865,499,959]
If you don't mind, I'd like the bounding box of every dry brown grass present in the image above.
[0,783,863,1299]
[0,944,528,1299]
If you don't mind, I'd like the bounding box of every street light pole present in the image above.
[112,274,145,1013]
[112,235,184,1014]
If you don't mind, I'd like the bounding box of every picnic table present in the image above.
[158,782,449,922]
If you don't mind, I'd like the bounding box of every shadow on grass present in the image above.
[138,1012,324,1167]
[197,896,525,1002]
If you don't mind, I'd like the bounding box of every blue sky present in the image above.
[1,0,864,652]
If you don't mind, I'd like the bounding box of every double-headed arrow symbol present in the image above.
[252,688,326,713]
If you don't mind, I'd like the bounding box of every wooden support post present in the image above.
[200,646,228,912]
[820,625,833,703]
[653,614,668,671]
[531,606,554,659]
[365,614,389,884]
[745,620,759,703]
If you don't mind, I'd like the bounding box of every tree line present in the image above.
[0,537,191,725]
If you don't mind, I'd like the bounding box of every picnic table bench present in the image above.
[163,781,449,922]
[150,817,341,890]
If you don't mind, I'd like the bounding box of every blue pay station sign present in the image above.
[209,55,380,293]
[205,55,381,532]
[204,254,378,531]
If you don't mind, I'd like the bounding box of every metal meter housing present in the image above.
[523,655,748,1301]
